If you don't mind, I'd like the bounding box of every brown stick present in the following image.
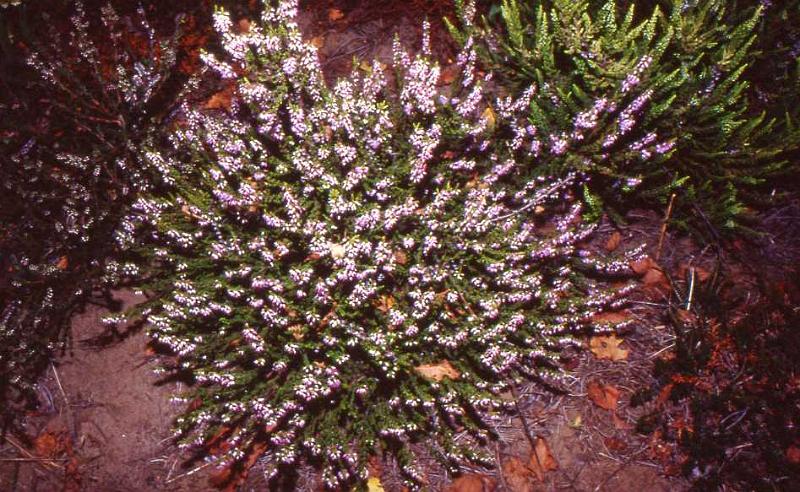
[0,457,68,462]
[51,362,78,441]
[2,436,63,470]
[655,193,676,261]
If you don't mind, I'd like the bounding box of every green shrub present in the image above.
[110,1,640,487]
[448,0,800,232]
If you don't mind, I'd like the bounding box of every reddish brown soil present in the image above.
[0,290,215,491]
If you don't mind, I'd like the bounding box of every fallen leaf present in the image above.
[629,256,656,275]
[56,255,69,270]
[631,256,668,287]
[373,295,395,313]
[677,263,711,282]
[415,360,460,381]
[655,383,674,406]
[328,8,345,21]
[445,474,494,492]
[528,437,558,481]
[205,83,235,111]
[642,267,667,286]
[310,36,325,49]
[288,324,305,341]
[442,150,458,159]
[34,431,61,457]
[591,311,629,325]
[604,436,628,452]
[181,204,200,220]
[604,231,622,252]
[317,307,336,329]
[787,445,800,464]
[481,105,497,131]
[502,457,534,492]
[367,477,385,492]
[589,334,629,361]
[438,63,460,86]
[587,381,619,411]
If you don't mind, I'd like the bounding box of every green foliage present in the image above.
[453,0,800,232]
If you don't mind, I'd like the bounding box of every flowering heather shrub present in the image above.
[449,0,800,230]
[0,2,184,416]
[111,1,641,487]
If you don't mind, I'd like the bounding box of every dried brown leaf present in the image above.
[328,8,345,21]
[591,311,629,325]
[630,256,656,275]
[481,105,496,131]
[677,263,711,282]
[442,150,458,159]
[445,474,494,492]
[656,382,674,407]
[642,267,668,286]
[501,457,534,492]
[787,445,800,464]
[310,36,325,49]
[415,360,460,381]
[205,83,235,111]
[438,63,459,86]
[288,324,305,341]
[587,381,619,411]
[604,231,622,252]
[528,437,558,481]
[604,436,628,452]
[589,334,629,361]
[34,431,61,458]
[373,295,395,313]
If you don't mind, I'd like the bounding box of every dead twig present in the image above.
[164,460,214,484]
[655,193,676,261]
[50,362,78,441]
[2,436,63,471]
[0,457,68,462]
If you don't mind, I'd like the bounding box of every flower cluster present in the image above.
[115,1,638,488]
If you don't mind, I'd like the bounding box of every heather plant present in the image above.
[448,0,800,231]
[109,1,642,487]
[0,2,185,419]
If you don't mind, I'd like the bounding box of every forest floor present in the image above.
[1,1,799,491]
